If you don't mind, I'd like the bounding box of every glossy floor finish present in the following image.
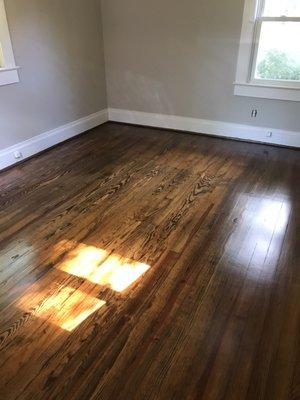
[0,123,299,400]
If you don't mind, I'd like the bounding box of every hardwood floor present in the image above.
[0,122,299,400]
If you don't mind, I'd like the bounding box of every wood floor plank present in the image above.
[0,122,299,400]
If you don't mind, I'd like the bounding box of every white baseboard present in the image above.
[0,109,108,171]
[1,107,298,172]
[108,108,300,148]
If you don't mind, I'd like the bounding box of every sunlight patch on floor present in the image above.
[58,242,151,292]
[18,286,106,332]
[17,241,150,332]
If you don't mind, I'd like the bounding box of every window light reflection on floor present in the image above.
[58,242,151,293]
[17,286,106,332]
[17,242,150,332]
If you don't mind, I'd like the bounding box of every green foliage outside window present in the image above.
[257,49,300,80]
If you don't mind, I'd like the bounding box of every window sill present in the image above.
[0,66,20,86]
[234,82,300,102]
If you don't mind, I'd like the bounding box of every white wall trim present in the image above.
[234,82,300,102]
[0,0,20,86]
[0,109,108,171]
[0,67,19,86]
[1,107,298,172]
[108,108,300,148]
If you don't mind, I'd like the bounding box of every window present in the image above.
[0,0,19,86]
[234,0,300,101]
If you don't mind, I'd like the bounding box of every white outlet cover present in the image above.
[13,151,23,159]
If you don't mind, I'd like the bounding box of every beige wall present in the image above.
[101,0,300,132]
[1,0,299,154]
[0,0,107,150]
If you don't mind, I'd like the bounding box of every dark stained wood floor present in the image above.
[0,122,299,400]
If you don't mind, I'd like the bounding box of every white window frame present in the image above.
[0,0,19,86]
[234,0,300,101]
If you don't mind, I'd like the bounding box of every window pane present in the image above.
[255,22,300,81]
[263,0,300,17]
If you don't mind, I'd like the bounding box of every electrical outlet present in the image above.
[13,151,23,160]
[251,109,258,118]
[266,131,273,138]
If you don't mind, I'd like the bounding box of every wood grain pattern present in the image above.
[0,122,299,400]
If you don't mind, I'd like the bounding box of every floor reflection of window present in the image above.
[59,242,150,292]
[225,196,291,282]
[17,241,151,332]
[18,286,106,332]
